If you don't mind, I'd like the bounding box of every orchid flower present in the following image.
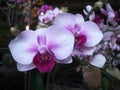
[83,5,103,23]
[54,13,103,56]
[37,4,53,15]
[8,25,74,73]
[83,5,104,29]
[109,34,120,51]
[101,3,120,26]
[38,7,63,25]
[83,5,95,21]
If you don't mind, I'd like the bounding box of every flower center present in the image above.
[33,50,54,65]
[74,33,87,49]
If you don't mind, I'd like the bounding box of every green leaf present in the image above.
[102,76,110,90]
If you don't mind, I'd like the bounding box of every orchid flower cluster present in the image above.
[2,1,119,89]
[8,2,108,74]
[83,2,120,80]
[84,3,120,67]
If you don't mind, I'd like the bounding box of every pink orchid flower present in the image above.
[83,5,104,29]
[8,25,74,73]
[37,4,53,15]
[38,7,63,25]
[54,13,103,56]
[109,34,120,51]
[83,5,95,21]
[101,3,120,26]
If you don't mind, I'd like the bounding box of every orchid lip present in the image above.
[33,49,54,64]
[33,49,55,73]
[74,33,87,49]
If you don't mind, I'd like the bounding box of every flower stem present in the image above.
[24,69,43,90]
[46,72,50,90]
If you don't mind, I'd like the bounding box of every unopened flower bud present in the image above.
[94,1,103,8]
[10,27,20,36]
[106,67,120,80]
[82,66,101,89]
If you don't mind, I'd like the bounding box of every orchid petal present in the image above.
[106,3,114,13]
[72,47,95,56]
[9,30,38,64]
[75,14,85,25]
[100,8,108,16]
[81,21,103,47]
[83,5,95,20]
[103,31,113,41]
[55,56,73,64]
[79,47,96,55]
[53,7,63,16]
[46,25,74,60]
[83,5,93,16]
[83,9,88,16]
[17,63,36,71]
[109,20,117,26]
[86,5,93,12]
[54,13,75,32]
[33,54,55,73]
[108,12,115,19]
[72,49,81,57]
[89,12,95,21]
[35,28,47,46]
[90,54,106,68]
